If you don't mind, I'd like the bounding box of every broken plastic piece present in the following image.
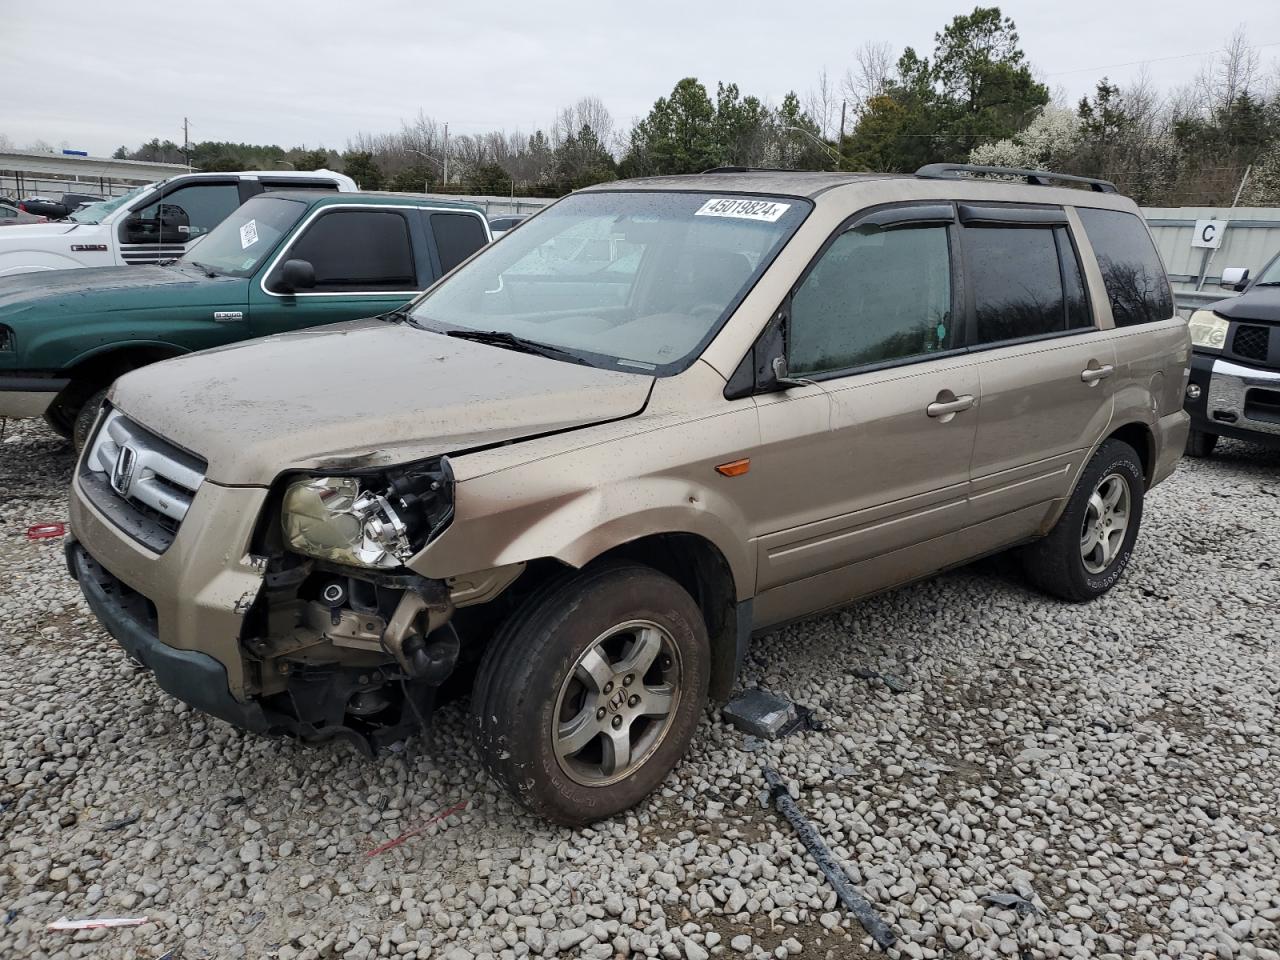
[48,917,149,931]
[763,767,896,950]
[26,522,66,540]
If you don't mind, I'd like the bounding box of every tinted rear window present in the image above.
[1076,208,1173,326]
[430,213,488,273]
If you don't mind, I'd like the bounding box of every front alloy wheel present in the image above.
[471,563,709,825]
[554,620,682,786]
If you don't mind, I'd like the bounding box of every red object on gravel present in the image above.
[26,522,66,540]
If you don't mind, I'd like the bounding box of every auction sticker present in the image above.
[694,197,790,222]
[239,219,259,249]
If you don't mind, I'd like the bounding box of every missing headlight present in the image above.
[280,458,453,569]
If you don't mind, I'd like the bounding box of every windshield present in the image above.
[69,183,152,224]
[185,196,307,278]
[411,191,810,373]
[1257,253,1280,285]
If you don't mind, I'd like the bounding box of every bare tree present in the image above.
[841,41,894,117]
[804,67,839,139]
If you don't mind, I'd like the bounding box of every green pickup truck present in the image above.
[0,191,491,446]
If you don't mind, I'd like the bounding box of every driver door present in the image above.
[248,205,434,336]
[117,180,240,265]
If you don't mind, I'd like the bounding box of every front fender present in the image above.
[490,478,755,600]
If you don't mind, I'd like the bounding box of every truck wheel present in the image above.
[1185,429,1218,458]
[42,400,75,440]
[72,388,108,453]
[471,562,709,826]
[1022,439,1145,603]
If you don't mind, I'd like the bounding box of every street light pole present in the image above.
[407,148,443,193]
[784,125,841,171]
[442,122,449,188]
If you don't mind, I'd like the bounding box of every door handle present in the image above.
[926,394,975,418]
[1080,363,1114,383]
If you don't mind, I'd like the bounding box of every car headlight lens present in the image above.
[1187,310,1229,350]
[280,458,453,569]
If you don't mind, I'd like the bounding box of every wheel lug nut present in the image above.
[628,695,640,707]
[603,681,613,694]
[623,674,634,686]
[596,707,607,721]
[611,715,623,729]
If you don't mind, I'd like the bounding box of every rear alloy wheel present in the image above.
[1185,429,1218,458]
[1022,439,1145,602]
[471,563,709,825]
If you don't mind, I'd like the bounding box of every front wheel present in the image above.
[1185,429,1218,458]
[471,563,709,826]
[1022,439,1145,602]
[72,387,109,453]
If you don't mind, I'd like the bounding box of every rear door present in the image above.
[752,204,980,611]
[248,204,432,336]
[423,210,491,279]
[961,205,1116,529]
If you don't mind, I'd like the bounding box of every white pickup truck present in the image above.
[0,169,357,276]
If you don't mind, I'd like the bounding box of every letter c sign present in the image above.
[1191,219,1225,249]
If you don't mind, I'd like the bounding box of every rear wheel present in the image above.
[1023,439,1145,602]
[1185,429,1218,458]
[471,562,709,825]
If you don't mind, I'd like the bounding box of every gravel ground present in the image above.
[2,417,1278,960]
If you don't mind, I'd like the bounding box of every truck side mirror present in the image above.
[278,259,316,293]
[154,203,191,244]
[1220,266,1249,292]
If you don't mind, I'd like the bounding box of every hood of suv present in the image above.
[1215,285,1280,323]
[110,318,655,486]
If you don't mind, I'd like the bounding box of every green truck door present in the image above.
[248,205,435,337]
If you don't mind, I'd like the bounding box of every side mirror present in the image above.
[278,259,316,293]
[154,203,191,243]
[1220,266,1249,292]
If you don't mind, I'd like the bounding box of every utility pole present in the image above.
[182,117,191,170]
[837,101,847,169]
[442,122,449,188]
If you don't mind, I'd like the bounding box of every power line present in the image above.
[1046,40,1280,77]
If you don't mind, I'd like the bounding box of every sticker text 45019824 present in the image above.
[694,198,791,223]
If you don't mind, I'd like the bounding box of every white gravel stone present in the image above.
[1,419,1278,960]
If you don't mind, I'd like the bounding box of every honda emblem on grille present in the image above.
[110,444,138,497]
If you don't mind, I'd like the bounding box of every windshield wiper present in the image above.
[444,329,586,364]
[186,261,219,278]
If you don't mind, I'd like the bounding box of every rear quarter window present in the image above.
[430,213,489,273]
[1076,207,1173,326]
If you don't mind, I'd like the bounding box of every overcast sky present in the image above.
[5,0,1278,156]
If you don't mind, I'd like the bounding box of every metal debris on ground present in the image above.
[762,767,896,950]
[47,916,150,931]
[981,891,1042,917]
[99,813,140,831]
[724,690,824,740]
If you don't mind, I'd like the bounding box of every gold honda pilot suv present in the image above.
[68,165,1190,825]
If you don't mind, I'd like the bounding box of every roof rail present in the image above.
[914,163,1117,194]
[700,166,806,174]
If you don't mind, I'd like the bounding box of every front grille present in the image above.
[1232,324,1270,362]
[80,409,207,553]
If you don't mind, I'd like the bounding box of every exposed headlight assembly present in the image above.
[1187,309,1229,350]
[280,458,453,569]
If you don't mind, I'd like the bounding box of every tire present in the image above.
[71,387,108,453]
[471,562,709,826]
[42,399,75,440]
[1022,439,1145,603]
[1185,429,1218,458]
